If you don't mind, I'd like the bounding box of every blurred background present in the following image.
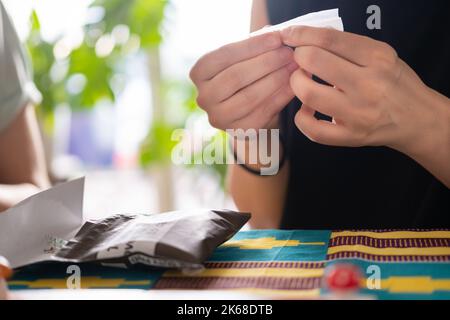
[3,0,252,218]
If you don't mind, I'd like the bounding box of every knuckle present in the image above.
[189,63,201,83]
[207,113,224,129]
[190,54,209,81]
[371,42,398,68]
[214,43,230,61]
[199,45,232,77]
[188,67,197,82]
[194,83,211,108]
[195,94,206,108]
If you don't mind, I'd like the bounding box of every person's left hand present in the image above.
[280,26,449,159]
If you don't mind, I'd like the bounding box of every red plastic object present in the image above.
[325,263,362,292]
[0,256,12,280]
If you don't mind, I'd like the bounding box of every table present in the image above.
[8,229,450,300]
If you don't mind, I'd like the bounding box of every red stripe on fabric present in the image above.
[155,276,323,290]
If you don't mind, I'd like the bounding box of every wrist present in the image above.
[393,87,450,164]
[228,129,285,176]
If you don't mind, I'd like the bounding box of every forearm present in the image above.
[227,130,289,229]
[228,162,289,229]
[394,87,450,188]
[0,104,50,212]
[0,105,50,187]
[0,183,42,212]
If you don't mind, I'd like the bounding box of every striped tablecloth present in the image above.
[9,229,450,300]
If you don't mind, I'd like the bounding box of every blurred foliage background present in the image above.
[26,0,229,193]
[29,0,166,118]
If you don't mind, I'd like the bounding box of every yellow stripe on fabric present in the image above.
[163,268,324,278]
[8,278,151,289]
[327,245,450,256]
[221,237,325,250]
[331,231,450,239]
[380,277,450,294]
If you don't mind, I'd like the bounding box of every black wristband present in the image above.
[229,133,286,176]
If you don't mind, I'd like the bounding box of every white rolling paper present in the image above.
[0,178,85,268]
[251,8,344,37]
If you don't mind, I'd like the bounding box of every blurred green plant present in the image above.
[28,0,167,127]
[27,0,228,186]
[139,78,229,188]
[187,130,229,188]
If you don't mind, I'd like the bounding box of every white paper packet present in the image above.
[251,8,344,37]
[0,178,250,271]
[0,178,84,268]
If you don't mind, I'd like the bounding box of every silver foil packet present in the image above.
[54,210,250,269]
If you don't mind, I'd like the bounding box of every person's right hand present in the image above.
[190,32,297,131]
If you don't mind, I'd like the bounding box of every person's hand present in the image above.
[190,32,298,130]
[0,183,42,212]
[281,26,450,159]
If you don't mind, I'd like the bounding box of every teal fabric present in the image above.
[8,230,450,300]
[211,230,331,262]
[10,262,163,290]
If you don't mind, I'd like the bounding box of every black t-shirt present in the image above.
[265,0,450,229]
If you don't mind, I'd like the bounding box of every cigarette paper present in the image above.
[251,8,344,37]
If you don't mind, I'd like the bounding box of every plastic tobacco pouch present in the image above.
[54,209,251,269]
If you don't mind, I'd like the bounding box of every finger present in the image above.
[290,68,354,119]
[294,46,363,91]
[201,46,294,105]
[294,105,352,146]
[281,26,383,66]
[212,62,298,126]
[231,83,295,130]
[190,32,283,83]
